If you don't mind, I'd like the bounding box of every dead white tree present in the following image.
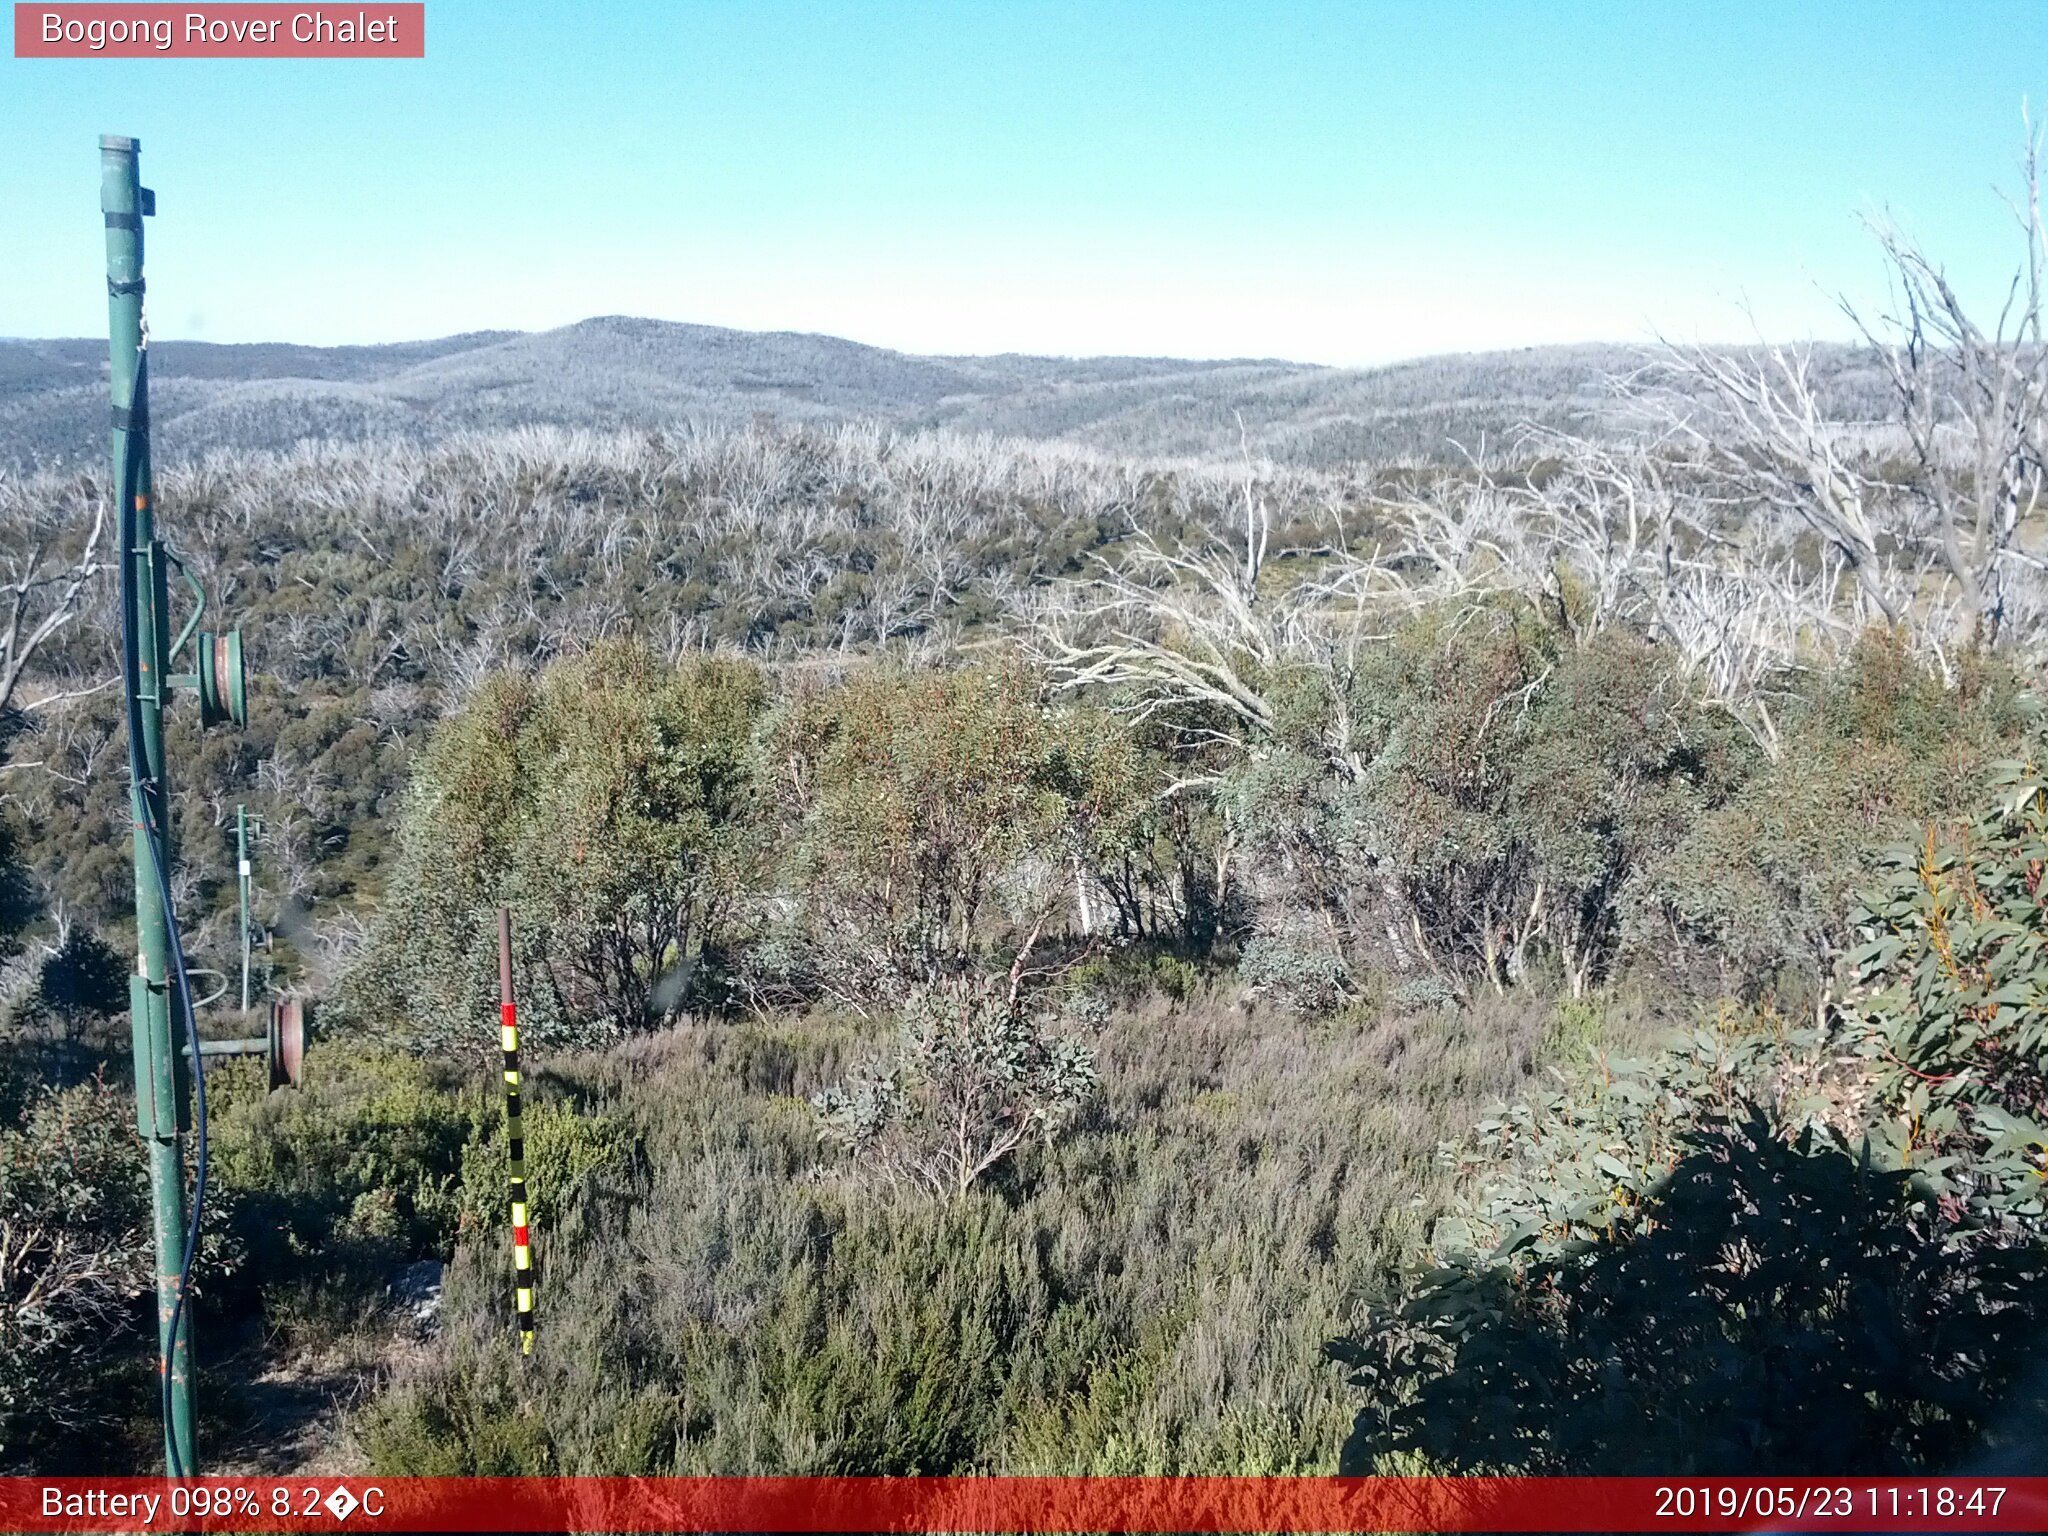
[1035,522,1407,772]
[1032,428,1401,772]
[1649,536,1858,757]
[1380,429,1854,756]
[1659,339,1910,630]
[0,495,110,732]
[1848,116,2048,649]
[1659,117,2048,660]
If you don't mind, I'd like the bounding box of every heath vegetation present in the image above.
[2,143,2047,1475]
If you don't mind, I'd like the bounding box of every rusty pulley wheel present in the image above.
[196,629,248,728]
[268,996,307,1090]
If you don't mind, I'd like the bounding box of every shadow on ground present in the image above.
[1329,1108,2048,1475]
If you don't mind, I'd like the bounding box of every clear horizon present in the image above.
[3,2,2045,367]
[0,312,1837,370]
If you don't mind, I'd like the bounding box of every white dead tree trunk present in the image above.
[0,495,110,736]
[1659,339,1909,631]
[1848,117,2048,649]
[1661,117,2048,661]
[1031,517,1395,771]
[1385,430,1852,758]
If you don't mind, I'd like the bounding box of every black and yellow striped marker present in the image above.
[497,907,535,1355]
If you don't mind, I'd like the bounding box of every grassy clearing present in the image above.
[355,981,1613,1475]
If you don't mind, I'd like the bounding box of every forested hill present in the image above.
[0,317,1888,469]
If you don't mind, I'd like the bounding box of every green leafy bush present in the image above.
[1226,610,1754,998]
[209,1046,478,1265]
[1212,615,2026,1013]
[1333,994,2048,1473]
[1842,708,2048,1228]
[1335,1086,2048,1474]
[765,663,1140,1001]
[31,927,127,1031]
[344,643,767,1046]
[1237,912,1351,1014]
[1629,631,2025,1003]
[1336,706,2048,1476]
[814,978,1097,1198]
[1065,942,1205,1006]
[0,1076,239,1462]
[457,1097,633,1237]
[355,981,1532,1477]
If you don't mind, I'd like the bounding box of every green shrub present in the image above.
[209,1046,478,1266]
[765,663,1141,1001]
[814,978,1096,1198]
[1337,714,2048,1476]
[457,1097,634,1237]
[354,981,1539,1478]
[1628,631,2026,1004]
[356,1332,560,1474]
[1238,913,1352,1014]
[1225,610,1755,998]
[1389,975,1460,1014]
[1332,997,2048,1474]
[0,1076,239,1463]
[1842,706,2048,1229]
[1335,1076,2048,1474]
[32,926,127,1031]
[1066,943,1206,1006]
[343,644,767,1047]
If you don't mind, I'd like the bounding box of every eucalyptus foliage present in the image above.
[1336,718,2048,1475]
[761,663,1146,1003]
[1843,712,2048,1230]
[344,641,766,1048]
[813,979,1098,1199]
[1334,1015,2048,1474]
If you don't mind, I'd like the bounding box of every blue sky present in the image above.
[3,2,2044,364]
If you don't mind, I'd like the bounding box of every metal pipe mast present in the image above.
[102,132,259,1476]
[103,133,197,1478]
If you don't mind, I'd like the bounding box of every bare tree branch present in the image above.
[0,495,108,728]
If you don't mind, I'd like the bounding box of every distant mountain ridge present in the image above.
[0,316,1883,470]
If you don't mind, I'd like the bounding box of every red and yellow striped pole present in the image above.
[498,907,535,1355]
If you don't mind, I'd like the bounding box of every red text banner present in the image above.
[2,1476,2046,1533]
[13,5,424,58]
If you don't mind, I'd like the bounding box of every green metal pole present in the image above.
[103,133,199,1478]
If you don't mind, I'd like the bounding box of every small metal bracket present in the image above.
[183,967,230,1011]
[163,547,206,665]
[129,974,161,1139]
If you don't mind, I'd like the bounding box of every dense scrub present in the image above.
[328,627,2028,1054]
[9,576,2036,1468]
[0,1040,633,1467]
[332,636,2038,1475]
[1331,722,2048,1475]
[0,422,1333,995]
[3,188,2045,1469]
[1335,1041,2048,1473]
[357,986,1555,1475]
[0,1076,179,1464]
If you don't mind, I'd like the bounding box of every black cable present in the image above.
[116,351,209,1479]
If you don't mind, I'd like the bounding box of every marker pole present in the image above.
[237,805,252,1013]
[498,907,535,1354]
